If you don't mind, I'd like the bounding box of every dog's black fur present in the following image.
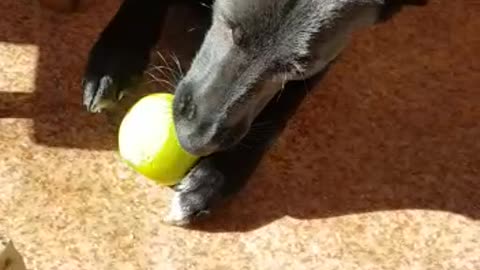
[82,0,427,226]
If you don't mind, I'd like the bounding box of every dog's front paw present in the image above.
[82,39,149,113]
[163,159,224,227]
[163,194,212,227]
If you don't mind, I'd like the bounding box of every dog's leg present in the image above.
[82,0,172,113]
[164,79,313,226]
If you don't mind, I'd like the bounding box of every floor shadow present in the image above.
[0,0,209,150]
[1,0,478,232]
[193,70,480,232]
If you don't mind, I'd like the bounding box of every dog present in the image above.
[82,0,427,226]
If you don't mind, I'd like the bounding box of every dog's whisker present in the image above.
[275,67,288,103]
[153,51,186,89]
[143,79,175,93]
[143,79,159,86]
[146,71,176,90]
[148,65,180,84]
[144,77,173,87]
[187,24,209,33]
[156,51,177,76]
[148,64,177,75]
[169,52,184,78]
[292,62,309,93]
[199,2,212,9]
[292,61,304,74]
[147,66,174,82]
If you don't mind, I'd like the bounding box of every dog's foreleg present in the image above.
[82,0,172,113]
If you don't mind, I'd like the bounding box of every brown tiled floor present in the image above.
[0,0,479,269]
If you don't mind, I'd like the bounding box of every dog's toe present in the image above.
[163,159,224,226]
[82,74,120,113]
[163,185,216,227]
[82,36,148,113]
[163,193,193,227]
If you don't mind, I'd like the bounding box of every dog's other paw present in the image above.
[82,0,169,113]
[82,40,149,113]
[163,159,224,226]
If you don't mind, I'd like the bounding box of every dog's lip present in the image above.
[180,142,217,157]
[174,130,218,157]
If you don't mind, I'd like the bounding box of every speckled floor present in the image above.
[0,0,479,269]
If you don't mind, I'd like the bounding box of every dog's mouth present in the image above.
[174,120,250,157]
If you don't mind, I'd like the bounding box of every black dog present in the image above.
[82,0,427,225]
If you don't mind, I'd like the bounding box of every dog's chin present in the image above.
[178,133,246,157]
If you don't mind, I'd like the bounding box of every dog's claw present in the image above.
[82,37,149,113]
[83,75,118,113]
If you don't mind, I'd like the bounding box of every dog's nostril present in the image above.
[185,93,193,103]
[177,94,197,120]
[177,100,186,112]
[186,103,196,120]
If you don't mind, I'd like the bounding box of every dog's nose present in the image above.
[175,93,197,121]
